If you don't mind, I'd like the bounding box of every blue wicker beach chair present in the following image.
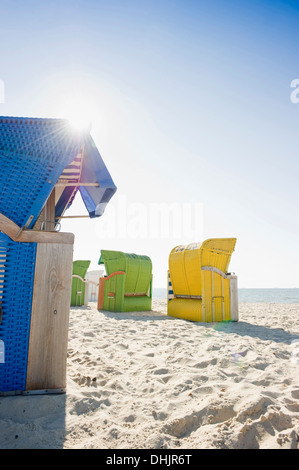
[0,116,117,395]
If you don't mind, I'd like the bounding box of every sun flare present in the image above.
[68,115,92,132]
[57,94,99,133]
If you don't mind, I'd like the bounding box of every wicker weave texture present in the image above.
[0,233,37,393]
[0,117,83,228]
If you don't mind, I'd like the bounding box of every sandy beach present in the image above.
[0,299,298,450]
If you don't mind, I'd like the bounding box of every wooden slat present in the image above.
[201,265,229,279]
[33,188,56,231]
[55,182,99,187]
[18,230,74,244]
[44,187,56,231]
[124,293,148,297]
[0,212,74,244]
[59,215,90,219]
[97,277,105,310]
[229,275,239,321]
[26,242,74,391]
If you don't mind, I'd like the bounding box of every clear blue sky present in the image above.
[1,0,298,287]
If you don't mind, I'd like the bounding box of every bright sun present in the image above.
[44,75,105,134]
[58,94,98,133]
[68,115,92,132]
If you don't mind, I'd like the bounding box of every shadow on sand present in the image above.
[99,308,299,346]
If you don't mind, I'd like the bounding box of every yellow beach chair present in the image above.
[167,238,238,322]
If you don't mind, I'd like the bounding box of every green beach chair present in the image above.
[71,260,91,306]
[97,250,152,312]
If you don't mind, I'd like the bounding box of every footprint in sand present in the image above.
[153,368,169,375]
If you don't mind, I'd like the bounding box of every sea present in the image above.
[153,288,299,303]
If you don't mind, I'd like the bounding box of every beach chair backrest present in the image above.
[0,117,83,229]
[169,238,237,297]
[99,250,152,295]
